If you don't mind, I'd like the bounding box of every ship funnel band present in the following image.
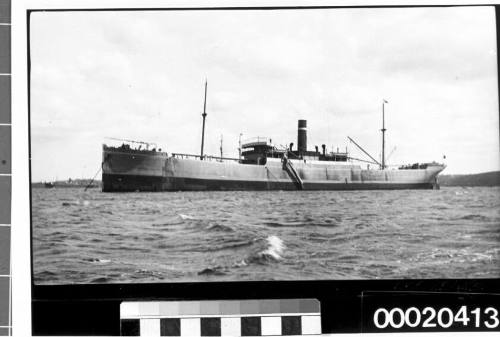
[298,119,307,153]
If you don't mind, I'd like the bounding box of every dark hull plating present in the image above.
[102,173,166,192]
[166,176,435,191]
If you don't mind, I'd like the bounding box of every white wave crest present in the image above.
[179,213,196,220]
[260,235,285,260]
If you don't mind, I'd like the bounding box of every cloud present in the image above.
[29,7,499,180]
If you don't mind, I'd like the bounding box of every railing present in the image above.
[171,153,240,162]
[242,136,272,146]
[103,144,168,155]
[398,163,430,170]
[104,137,158,150]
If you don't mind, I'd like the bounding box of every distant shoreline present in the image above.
[438,171,500,187]
[31,179,101,189]
[31,171,500,188]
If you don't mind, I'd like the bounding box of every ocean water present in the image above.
[32,187,500,284]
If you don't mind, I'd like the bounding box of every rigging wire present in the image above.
[84,166,102,191]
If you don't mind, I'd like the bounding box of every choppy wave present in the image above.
[240,235,286,265]
[83,257,111,264]
[179,213,197,220]
[206,223,234,232]
[256,235,285,260]
[32,186,500,284]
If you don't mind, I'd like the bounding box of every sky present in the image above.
[30,6,499,181]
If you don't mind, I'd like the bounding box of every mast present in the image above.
[381,99,388,170]
[200,80,208,160]
[238,133,243,160]
[220,134,223,160]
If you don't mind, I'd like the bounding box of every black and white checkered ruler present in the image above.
[120,299,321,336]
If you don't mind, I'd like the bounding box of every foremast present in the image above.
[200,80,208,160]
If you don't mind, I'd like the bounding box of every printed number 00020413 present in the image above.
[373,306,499,330]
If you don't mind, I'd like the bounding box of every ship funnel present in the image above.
[298,120,307,154]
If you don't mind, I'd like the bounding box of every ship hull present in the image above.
[102,173,166,192]
[102,149,445,192]
[102,172,437,191]
[164,176,435,191]
[101,145,169,192]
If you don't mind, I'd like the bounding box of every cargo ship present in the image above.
[101,123,444,192]
[102,84,445,192]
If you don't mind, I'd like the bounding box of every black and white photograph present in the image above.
[29,5,499,285]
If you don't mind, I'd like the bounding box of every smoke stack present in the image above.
[322,144,326,156]
[298,120,307,154]
[289,142,294,152]
[315,145,319,153]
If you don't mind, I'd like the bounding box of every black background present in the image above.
[32,279,500,335]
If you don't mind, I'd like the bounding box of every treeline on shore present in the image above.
[32,179,101,188]
[31,171,500,188]
[439,171,500,187]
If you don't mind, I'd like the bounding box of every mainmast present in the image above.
[238,133,243,160]
[381,99,388,170]
[220,134,223,160]
[200,80,208,160]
